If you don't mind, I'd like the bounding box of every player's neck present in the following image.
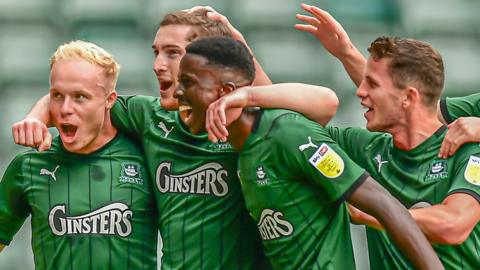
[227,111,257,151]
[391,107,443,150]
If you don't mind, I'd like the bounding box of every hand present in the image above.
[184,6,247,44]
[206,88,250,143]
[295,3,353,60]
[439,117,480,158]
[12,118,52,152]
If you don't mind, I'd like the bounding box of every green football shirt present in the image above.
[112,95,269,270]
[440,93,480,122]
[238,109,368,270]
[0,133,158,270]
[327,126,480,270]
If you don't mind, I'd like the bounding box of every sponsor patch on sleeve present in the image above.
[464,156,480,186]
[308,143,344,178]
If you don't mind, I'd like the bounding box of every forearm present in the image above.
[251,57,272,86]
[410,204,477,245]
[26,94,52,126]
[338,45,366,87]
[246,83,338,126]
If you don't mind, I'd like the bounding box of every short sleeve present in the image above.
[440,94,480,123]
[0,155,30,245]
[325,126,384,169]
[448,150,480,202]
[272,113,368,203]
[111,95,159,139]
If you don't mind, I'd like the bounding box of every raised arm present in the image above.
[295,3,366,86]
[347,177,444,270]
[206,83,339,142]
[12,94,52,151]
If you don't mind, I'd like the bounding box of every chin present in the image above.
[160,98,179,111]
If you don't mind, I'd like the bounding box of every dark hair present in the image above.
[160,9,232,42]
[368,36,444,107]
[186,36,255,83]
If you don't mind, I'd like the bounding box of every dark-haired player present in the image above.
[175,36,443,270]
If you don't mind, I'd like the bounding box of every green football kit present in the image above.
[327,125,480,270]
[112,95,269,270]
[0,133,158,270]
[237,109,368,270]
[440,93,480,122]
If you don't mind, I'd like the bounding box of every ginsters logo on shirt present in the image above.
[156,162,229,197]
[119,162,143,185]
[257,209,293,240]
[48,203,133,237]
[425,160,449,182]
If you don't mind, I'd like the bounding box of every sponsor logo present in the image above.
[158,121,174,138]
[374,154,388,173]
[298,136,318,152]
[119,162,143,185]
[156,162,228,197]
[464,156,480,186]
[48,203,132,237]
[425,160,448,182]
[308,143,344,178]
[257,209,293,240]
[40,165,60,181]
[207,142,233,151]
[256,165,269,186]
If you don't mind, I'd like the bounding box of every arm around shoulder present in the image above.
[410,193,480,245]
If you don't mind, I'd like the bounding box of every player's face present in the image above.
[152,24,192,110]
[174,53,223,134]
[356,57,406,132]
[49,58,116,154]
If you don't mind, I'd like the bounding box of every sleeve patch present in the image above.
[308,143,344,178]
[465,156,480,186]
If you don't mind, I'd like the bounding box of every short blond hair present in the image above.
[50,40,120,91]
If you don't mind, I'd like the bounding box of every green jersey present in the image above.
[0,134,157,270]
[327,126,480,270]
[238,109,368,270]
[440,93,480,122]
[112,95,269,270]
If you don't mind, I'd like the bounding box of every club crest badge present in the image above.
[308,143,344,178]
[120,162,143,185]
[424,160,448,182]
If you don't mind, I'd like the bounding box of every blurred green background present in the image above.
[1,0,479,269]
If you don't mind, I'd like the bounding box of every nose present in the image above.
[153,54,167,75]
[60,97,74,116]
[356,81,367,98]
[173,84,184,99]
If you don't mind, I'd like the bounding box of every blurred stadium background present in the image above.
[1,0,479,269]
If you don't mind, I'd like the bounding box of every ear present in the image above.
[106,90,117,110]
[220,82,236,97]
[403,86,420,109]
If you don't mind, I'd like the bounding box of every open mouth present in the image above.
[60,124,78,142]
[179,104,193,123]
[160,81,173,92]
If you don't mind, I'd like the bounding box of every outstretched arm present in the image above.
[349,192,480,245]
[12,94,52,151]
[348,177,444,270]
[206,83,339,142]
[295,3,366,86]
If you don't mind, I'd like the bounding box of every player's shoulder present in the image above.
[452,142,480,163]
